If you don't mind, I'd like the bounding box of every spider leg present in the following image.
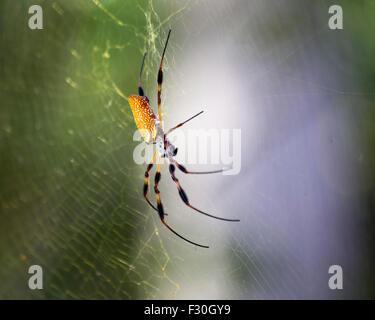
[153,158,209,248]
[138,52,147,96]
[157,29,171,126]
[168,162,240,222]
[143,150,159,212]
[164,111,204,137]
[172,159,229,175]
[143,151,169,215]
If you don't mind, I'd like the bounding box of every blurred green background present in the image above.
[0,0,375,299]
[0,0,187,299]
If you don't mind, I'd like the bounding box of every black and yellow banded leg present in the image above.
[173,160,225,175]
[138,52,147,96]
[143,150,158,211]
[164,111,204,137]
[157,29,171,125]
[154,159,164,218]
[153,158,209,248]
[168,163,240,222]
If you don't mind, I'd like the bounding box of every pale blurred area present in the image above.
[154,0,375,299]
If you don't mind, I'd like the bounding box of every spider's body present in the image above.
[128,30,239,248]
[128,95,157,143]
[128,95,177,157]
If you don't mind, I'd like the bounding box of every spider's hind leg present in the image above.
[143,150,158,212]
[153,158,209,248]
[168,161,240,222]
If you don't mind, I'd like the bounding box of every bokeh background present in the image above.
[1,0,375,299]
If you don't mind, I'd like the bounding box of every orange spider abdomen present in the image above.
[128,95,157,143]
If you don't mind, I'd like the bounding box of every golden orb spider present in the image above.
[128,30,239,248]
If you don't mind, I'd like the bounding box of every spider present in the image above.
[128,30,239,248]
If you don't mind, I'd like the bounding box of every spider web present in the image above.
[0,0,194,299]
[1,0,375,300]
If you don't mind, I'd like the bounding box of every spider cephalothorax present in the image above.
[128,30,239,248]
